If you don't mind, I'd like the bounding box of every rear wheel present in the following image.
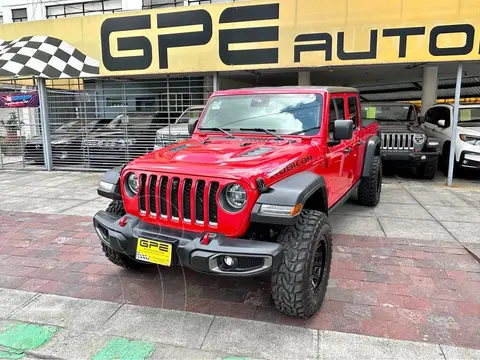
[102,200,143,270]
[358,155,382,207]
[271,210,332,318]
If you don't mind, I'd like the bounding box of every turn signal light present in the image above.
[290,203,303,216]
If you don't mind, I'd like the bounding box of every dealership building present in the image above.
[0,0,479,171]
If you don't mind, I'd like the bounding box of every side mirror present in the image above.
[333,120,354,140]
[437,119,446,127]
[188,118,199,135]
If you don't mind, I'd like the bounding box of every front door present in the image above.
[324,95,351,206]
[423,106,451,151]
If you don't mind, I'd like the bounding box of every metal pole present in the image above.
[447,63,463,187]
[213,72,219,92]
[167,76,171,143]
[37,77,53,171]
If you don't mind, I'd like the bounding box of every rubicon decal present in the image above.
[269,155,313,178]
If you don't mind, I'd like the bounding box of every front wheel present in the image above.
[417,158,438,179]
[271,210,332,318]
[102,200,143,270]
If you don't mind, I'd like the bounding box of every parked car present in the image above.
[83,111,168,168]
[361,102,440,179]
[94,86,381,318]
[24,118,111,164]
[422,103,480,174]
[153,105,204,150]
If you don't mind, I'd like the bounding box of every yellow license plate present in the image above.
[135,238,172,266]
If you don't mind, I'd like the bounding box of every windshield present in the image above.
[177,108,204,124]
[459,108,480,125]
[107,114,155,130]
[198,94,323,135]
[361,104,416,122]
[54,120,82,133]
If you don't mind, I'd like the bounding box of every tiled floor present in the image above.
[0,169,479,349]
[0,211,479,349]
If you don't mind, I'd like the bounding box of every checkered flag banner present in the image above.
[0,35,100,78]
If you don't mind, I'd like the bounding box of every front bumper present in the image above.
[93,210,283,277]
[459,151,480,169]
[381,151,439,165]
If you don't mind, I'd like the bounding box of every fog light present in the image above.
[220,255,237,270]
[464,160,468,164]
[421,155,426,160]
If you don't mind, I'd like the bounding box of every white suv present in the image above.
[153,105,204,150]
[422,103,480,174]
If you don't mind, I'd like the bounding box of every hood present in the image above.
[378,121,425,134]
[456,125,480,136]
[156,123,188,135]
[27,133,80,144]
[86,129,126,139]
[127,137,314,187]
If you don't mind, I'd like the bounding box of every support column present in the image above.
[37,77,53,171]
[447,63,463,187]
[420,66,438,115]
[213,72,219,92]
[298,71,311,86]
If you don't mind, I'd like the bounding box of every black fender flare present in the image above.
[250,171,328,225]
[362,136,381,178]
[97,165,124,200]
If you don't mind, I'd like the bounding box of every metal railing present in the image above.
[42,76,213,170]
[0,79,43,170]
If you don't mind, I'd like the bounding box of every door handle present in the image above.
[356,140,363,146]
[344,147,352,154]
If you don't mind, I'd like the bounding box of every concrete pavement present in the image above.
[0,169,479,358]
[1,170,480,239]
[1,287,479,360]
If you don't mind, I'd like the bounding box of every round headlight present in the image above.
[126,173,139,195]
[413,134,425,144]
[225,183,247,210]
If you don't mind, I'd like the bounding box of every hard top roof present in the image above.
[432,103,480,108]
[362,101,415,106]
[213,86,358,96]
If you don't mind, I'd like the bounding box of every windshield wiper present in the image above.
[239,128,283,140]
[288,126,321,135]
[198,127,234,138]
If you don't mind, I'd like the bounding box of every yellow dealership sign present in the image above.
[0,0,479,78]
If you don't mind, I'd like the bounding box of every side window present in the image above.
[440,107,451,127]
[347,96,358,128]
[425,107,451,127]
[425,108,437,124]
[328,97,345,139]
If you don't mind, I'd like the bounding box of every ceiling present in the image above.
[220,61,480,102]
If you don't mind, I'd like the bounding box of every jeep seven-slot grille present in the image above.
[381,133,414,150]
[137,174,220,226]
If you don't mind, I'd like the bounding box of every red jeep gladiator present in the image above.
[94,86,381,318]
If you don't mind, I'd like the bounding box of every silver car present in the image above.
[153,106,204,150]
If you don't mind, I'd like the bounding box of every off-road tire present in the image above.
[358,155,382,207]
[271,210,333,318]
[102,200,142,270]
[106,200,126,216]
[441,143,452,176]
[417,158,438,179]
